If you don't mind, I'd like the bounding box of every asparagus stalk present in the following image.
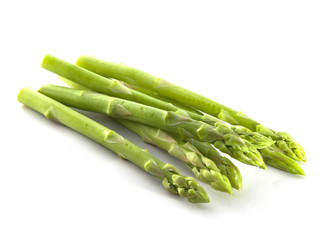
[38,84,223,142]
[119,81,201,115]
[58,76,90,90]
[57,77,243,188]
[17,87,209,203]
[76,55,305,163]
[116,80,275,150]
[41,54,182,113]
[55,62,298,175]
[117,119,233,194]
[38,84,266,168]
[42,55,274,152]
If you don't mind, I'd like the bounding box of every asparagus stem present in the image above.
[56,70,245,187]
[41,55,270,169]
[117,80,275,150]
[38,84,223,142]
[121,82,201,115]
[42,55,182,113]
[76,55,305,163]
[46,55,273,151]
[17,88,209,203]
[118,119,233,194]
[58,76,90,90]
[39,84,266,168]
[57,77,243,186]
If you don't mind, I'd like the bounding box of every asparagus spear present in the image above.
[38,84,266,168]
[118,81,201,115]
[42,55,274,151]
[57,77,243,188]
[17,87,209,203]
[53,58,299,174]
[117,80,275,150]
[154,107,303,175]
[41,54,182,113]
[76,55,305,163]
[117,119,233,194]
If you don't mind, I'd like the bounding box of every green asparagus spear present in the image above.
[42,55,274,152]
[42,55,271,167]
[56,71,268,174]
[116,80,275,150]
[118,119,233,194]
[58,76,90,90]
[38,84,266,168]
[41,54,181,113]
[57,77,243,187]
[76,55,305,163]
[38,84,223,142]
[118,81,202,115]
[163,110,303,175]
[17,87,209,203]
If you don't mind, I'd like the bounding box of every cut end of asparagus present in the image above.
[41,54,55,69]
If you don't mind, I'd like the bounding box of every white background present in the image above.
[1,1,333,239]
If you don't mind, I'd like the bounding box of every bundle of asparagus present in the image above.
[18,88,209,203]
[17,54,305,204]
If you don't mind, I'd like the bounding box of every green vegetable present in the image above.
[260,146,305,175]
[38,84,266,169]
[41,55,183,113]
[181,138,242,190]
[121,80,275,150]
[76,55,305,163]
[118,119,233,194]
[17,87,209,203]
[119,81,201,115]
[58,76,242,188]
[43,55,274,151]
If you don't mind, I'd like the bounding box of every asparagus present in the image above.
[117,80,275,150]
[41,54,183,113]
[57,77,243,188]
[118,81,201,115]
[38,84,266,168]
[174,136,242,190]
[118,119,233,194]
[260,146,305,175]
[58,76,90,90]
[17,87,209,203]
[161,110,303,175]
[42,55,274,152]
[76,55,305,163]
[52,56,297,174]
